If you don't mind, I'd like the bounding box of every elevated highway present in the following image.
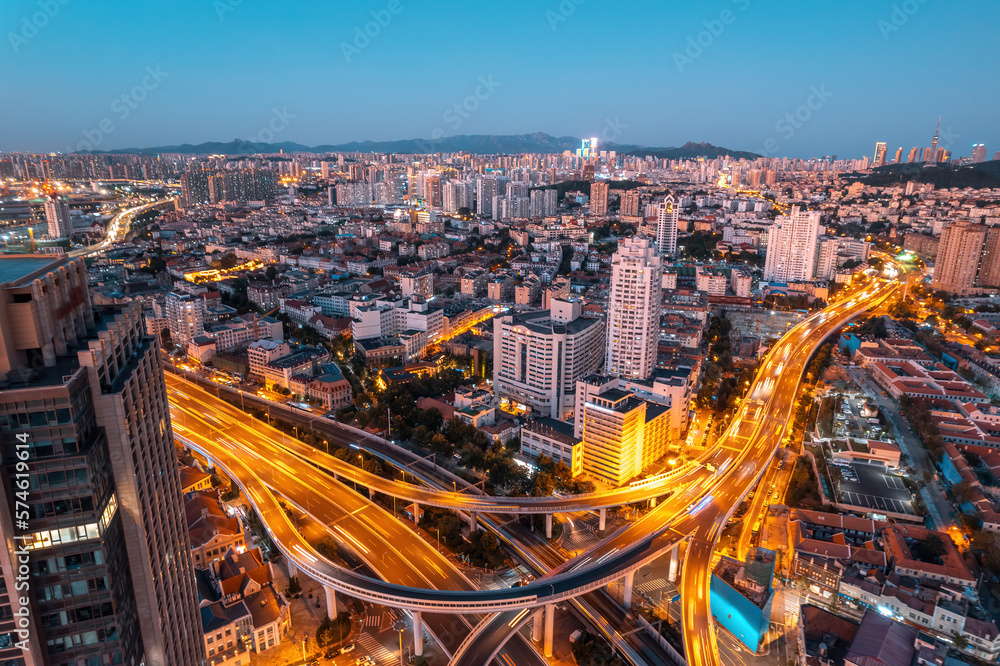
[169,275,898,664]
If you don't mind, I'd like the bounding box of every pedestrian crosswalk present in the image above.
[356,631,397,665]
[636,577,667,594]
[363,614,381,628]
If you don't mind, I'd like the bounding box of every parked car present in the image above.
[341,644,356,655]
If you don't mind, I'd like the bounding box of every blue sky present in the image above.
[1,0,997,158]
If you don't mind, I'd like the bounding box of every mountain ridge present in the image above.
[77,133,760,159]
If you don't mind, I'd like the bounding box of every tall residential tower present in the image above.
[605,237,663,381]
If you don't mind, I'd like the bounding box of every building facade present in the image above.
[0,255,204,666]
[605,237,663,381]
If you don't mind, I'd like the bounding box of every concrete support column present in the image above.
[206,457,215,470]
[368,487,373,500]
[413,611,424,656]
[648,497,657,509]
[544,603,555,657]
[668,543,680,583]
[287,557,296,578]
[622,569,635,610]
[412,503,421,524]
[598,507,606,532]
[470,512,477,532]
[545,513,553,539]
[324,586,337,618]
[531,608,543,642]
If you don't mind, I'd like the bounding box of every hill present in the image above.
[79,134,758,158]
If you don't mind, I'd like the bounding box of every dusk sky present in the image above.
[2,0,997,158]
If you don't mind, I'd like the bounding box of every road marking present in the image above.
[355,631,396,664]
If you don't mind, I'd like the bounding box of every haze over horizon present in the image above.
[2,0,997,159]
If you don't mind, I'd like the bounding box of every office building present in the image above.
[44,195,72,239]
[605,237,663,381]
[165,292,206,347]
[573,382,671,487]
[590,182,609,215]
[493,300,605,420]
[0,255,203,666]
[873,142,887,166]
[655,196,678,257]
[762,207,821,283]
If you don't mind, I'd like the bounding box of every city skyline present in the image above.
[2,0,998,158]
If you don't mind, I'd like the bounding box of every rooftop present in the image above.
[0,255,64,286]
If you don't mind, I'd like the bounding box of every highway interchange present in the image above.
[168,269,900,665]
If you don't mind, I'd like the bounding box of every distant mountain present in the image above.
[79,133,759,158]
[626,141,761,161]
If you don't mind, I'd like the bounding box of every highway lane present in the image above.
[167,370,715,515]
[68,198,172,257]
[680,278,900,666]
[167,274,899,662]
[169,396,548,665]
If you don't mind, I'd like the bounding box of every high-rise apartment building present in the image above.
[893,147,903,164]
[932,220,1000,294]
[0,255,203,666]
[44,195,72,239]
[971,144,988,163]
[605,237,663,381]
[655,196,678,257]
[762,207,821,283]
[979,227,1000,289]
[590,182,609,215]
[180,169,212,208]
[621,190,642,218]
[493,300,605,420]
[529,189,558,218]
[873,142,887,167]
[165,292,205,347]
[475,175,509,217]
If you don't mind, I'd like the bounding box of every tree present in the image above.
[480,530,499,553]
[265,265,278,280]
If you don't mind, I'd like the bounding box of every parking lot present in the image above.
[835,460,918,517]
[832,395,883,441]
